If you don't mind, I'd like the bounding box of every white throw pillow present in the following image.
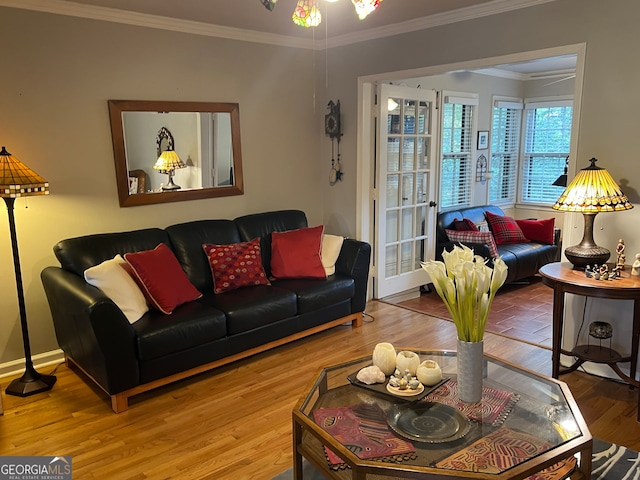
[321,234,344,276]
[84,254,149,323]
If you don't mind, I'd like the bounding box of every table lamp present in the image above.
[153,149,186,191]
[552,157,633,269]
[0,146,57,396]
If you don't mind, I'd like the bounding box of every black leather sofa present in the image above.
[41,210,371,412]
[435,205,559,284]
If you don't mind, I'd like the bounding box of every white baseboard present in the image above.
[381,287,421,303]
[0,350,65,379]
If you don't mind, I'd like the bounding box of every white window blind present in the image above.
[440,94,476,209]
[521,100,573,204]
[489,100,522,204]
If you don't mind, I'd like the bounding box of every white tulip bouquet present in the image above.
[421,245,508,343]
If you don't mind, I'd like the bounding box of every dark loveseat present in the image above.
[41,210,371,412]
[435,205,559,284]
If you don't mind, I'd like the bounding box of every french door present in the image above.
[374,84,438,299]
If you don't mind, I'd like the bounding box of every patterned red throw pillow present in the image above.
[445,229,499,258]
[203,238,270,294]
[485,211,530,245]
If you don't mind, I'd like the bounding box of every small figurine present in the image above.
[632,254,640,276]
[616,239,626,270]
[610,266,621,279]
[585,265,593,278]
[593,264,600,280]
[600,264,609,281]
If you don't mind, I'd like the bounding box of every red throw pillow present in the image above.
[445,229,499,258]
[453,218,479,231]
[203,238,270,294]
[124,243,202,314]
[271,225,326,279]
[485,211,530,245]
[516,218,555,245]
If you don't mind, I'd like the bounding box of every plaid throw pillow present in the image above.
[485,211,529,245]
[445,229,499,258]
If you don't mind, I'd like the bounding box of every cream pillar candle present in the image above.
[417,360,442,386]
[372,343,396,375]
[396,351,420,376]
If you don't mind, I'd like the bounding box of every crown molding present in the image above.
[0,0,556,51]
[320,0,557,49]
[0,0,315,49]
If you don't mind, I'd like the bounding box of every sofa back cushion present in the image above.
[166,220,242,292]
[234,210,308,278]
[54,228,170,276]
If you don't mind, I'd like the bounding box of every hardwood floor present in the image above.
[1,300,639,479]
[392,275,555,349]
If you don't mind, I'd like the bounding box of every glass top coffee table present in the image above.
[292,349,592,479]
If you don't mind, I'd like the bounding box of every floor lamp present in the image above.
[0,146,56,396]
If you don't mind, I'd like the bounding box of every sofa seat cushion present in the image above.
[271,274,355,314]
[497,243,558,281]
[133,300,227,361]
[202,285,297,335]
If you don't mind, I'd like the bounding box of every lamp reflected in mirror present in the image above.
[154,150,186,191]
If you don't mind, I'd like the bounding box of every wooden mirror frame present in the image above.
[108,100,244,207]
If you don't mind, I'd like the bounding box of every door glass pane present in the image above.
[386,210,398,243]
[402,139,415,171]
[387,100,401,134]
[401,208,414,240]
[415,241,425,268]
[416,172,426,205]
[386,174,400,208]
[402,173,414,206]
[404,100,416,134]
[415,206,426,238]
[400,242,412,274]
[385,245,398,278]
[417,101,428,135]
[417,138,428,169]
[387,138,400,171]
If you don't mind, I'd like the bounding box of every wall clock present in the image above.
[326,100,343,183]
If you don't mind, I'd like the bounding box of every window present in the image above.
[489,99,522,204]
[521,100,573,204]
[439,94,477,209]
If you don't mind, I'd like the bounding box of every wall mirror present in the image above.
[108,100,244,207]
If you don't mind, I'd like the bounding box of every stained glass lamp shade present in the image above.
[352,0,382,20]
[553,157,633,269]
[153,149,186,190]
[0,146,56,396]
[292,0,321,28]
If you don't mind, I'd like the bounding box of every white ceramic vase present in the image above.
[457,339,484,403]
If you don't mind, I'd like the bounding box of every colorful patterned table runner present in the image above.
[425,380,520,425]
[436,426,576,480]
[312,403,415,469]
